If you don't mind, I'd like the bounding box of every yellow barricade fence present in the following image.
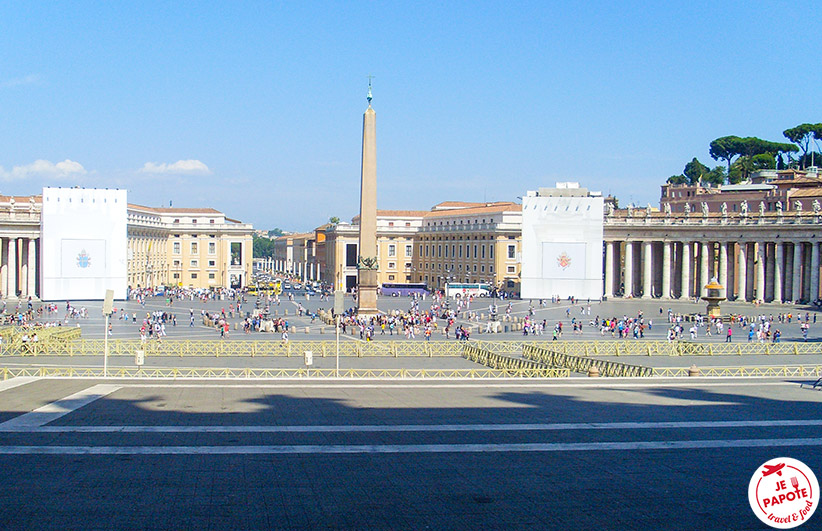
[462,344,571,377]
[521,344,653,377]
[0,366,570,380]
[651,366,822,378]
[1,338,820,358]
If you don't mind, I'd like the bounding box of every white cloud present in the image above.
[0,159,87,181]
[139,159,211,175]
[1,74,40,88]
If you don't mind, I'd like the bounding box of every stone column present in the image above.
[357,96,379,315]
[811,243,820,303]
[681,241,691,299]
[7,238,16,299]
[755,242,765,302]
[737,243,747,302]
[604,241,614,298]
[773,242,783,304]
[20,240,28,298]
[718,242,728,291]
[0,237,6,298]
[662,241,672,299]
[764,243,774,301]
[793,242,803,302]
[624,242,634,297]
[700,242,710,296]
[642,241,652,299]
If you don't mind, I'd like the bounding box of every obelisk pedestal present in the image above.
[356,87,379,316]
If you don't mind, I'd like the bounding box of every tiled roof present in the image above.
[128,204,222,214]
[424,203,521,217]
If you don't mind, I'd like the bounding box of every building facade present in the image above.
[127,205,253,290]
[305,202,523,296]
[604,208,822,303]
[0,194,254,299]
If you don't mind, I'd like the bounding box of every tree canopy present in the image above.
[253,235,275,258]
[783,123,822,165]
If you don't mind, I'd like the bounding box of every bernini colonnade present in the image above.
[603,208,822,303]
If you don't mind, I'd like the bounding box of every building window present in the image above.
[388,262,396,270]
[192,219,197,224]
[190,260,198,268]
[490,245,494,259]
[404,262,412,269]
[388,244,396,257]
[191,242,198,254]
[508,245,516,259]
[173,273,180,279]
[388,222,394,227]
[438,245,442,258]
[473,245,478,258]
[230,242,242,266]
[173,260,180,267]
[507,266,515,273]
[444,245,448,258]
[481,245,486,259]
[459,245,463,258]
[209,242,216,254]
[388,274,395,280]
[473,264,477,272]
[405,244,412,257]
[173,242,181,254]
[481,265,485,272]
[490,265,494,273]
[173,219,180,224]
[208,273,215,279]
[208,260,216,267]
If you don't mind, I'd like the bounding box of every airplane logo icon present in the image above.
[762,463,785,477]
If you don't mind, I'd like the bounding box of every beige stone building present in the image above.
[310,202,523,296]
[126,205,254,290]
[0,195,254,298]
[415,202,522,295]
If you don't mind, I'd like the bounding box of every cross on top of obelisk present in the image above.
[366,75,374,105]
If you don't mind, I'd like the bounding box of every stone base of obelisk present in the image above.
[356,269,379,316]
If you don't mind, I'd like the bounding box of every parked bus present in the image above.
[380,283,429,297]
[445,283,490,298]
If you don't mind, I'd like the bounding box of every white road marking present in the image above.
[114,381,798,389]
[0,384,121,429]
[4,418,822,434]
[0,376,39,392]
[1,437,821,455]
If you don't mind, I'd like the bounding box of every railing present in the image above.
[1,338,819,358]
[462,344,571,377]
[0,366,567,380]
[0,339,467,358]
[651,366,822,378]
[522,344,653,377]
[0,326,82,355]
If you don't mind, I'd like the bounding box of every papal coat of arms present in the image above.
[76,249,91,269]
[556,251,572,270]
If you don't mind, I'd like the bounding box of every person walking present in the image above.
[726,327,732,343]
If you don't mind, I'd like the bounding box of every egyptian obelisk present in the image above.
[357,80,379,315]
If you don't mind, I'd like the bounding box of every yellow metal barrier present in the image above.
[522,344,653,377]
[0,366,569,379]
[462,344,571,377]
[2,338,821,358]
[651,366,822,378]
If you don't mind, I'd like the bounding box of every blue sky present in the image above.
[1,1,819,231]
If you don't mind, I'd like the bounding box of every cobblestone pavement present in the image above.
[1,377,821,530]
[16,293,822,344]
